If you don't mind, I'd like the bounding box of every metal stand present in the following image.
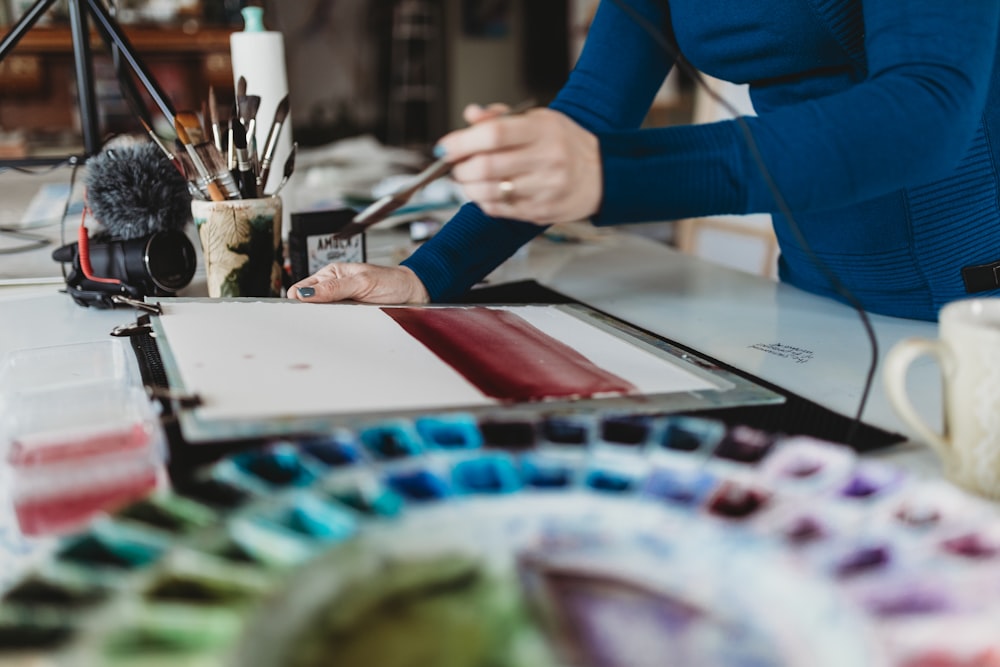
[0,0,176,168]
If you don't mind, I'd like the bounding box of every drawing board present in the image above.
[150,299,782,442]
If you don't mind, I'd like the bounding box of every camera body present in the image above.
[52,230,197,309]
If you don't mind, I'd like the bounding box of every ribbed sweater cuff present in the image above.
[594,120,748,224]
[400,203,545,302]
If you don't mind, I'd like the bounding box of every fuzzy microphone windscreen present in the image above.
[84,140,191,240]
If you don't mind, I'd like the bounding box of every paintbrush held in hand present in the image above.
[336,98,536,239]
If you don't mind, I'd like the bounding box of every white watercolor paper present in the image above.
[154,302,718,422]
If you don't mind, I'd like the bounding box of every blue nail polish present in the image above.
[432,144,446,158]
[298,287,315,298]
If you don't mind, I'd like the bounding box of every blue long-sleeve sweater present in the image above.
[402,0,1000,321]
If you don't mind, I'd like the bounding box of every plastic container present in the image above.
[0,339,140,396]
[0,342,164,536]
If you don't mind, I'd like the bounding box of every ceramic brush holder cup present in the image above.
[193,196,283,298]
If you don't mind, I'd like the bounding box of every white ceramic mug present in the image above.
[883,298,1000,499]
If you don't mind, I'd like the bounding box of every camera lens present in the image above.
[143,230,197,292]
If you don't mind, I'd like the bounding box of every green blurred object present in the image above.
[285,553,560,667]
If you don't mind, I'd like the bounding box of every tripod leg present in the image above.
[0,0,58,60]
[67,0,101,156]
[85,0,176,125]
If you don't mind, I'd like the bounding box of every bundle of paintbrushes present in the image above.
[154,78,294,202]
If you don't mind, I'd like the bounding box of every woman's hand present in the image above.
[288,263,430,304]
[436,104,602,225]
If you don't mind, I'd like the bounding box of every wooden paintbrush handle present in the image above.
[205,180,227,202]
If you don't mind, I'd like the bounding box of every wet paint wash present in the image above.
[382,307,637,402]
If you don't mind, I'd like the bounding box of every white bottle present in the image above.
[230,6,293,198]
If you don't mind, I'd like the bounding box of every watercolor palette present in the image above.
[2,411,1000,666]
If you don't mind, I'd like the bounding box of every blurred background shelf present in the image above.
[0,23,236,154]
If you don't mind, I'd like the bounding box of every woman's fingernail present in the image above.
[432,144,446,158]
[298,287,315,298]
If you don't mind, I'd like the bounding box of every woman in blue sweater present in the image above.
[291,0,1000,322]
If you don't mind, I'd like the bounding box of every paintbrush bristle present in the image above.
[201,100,210,132]
[273,94,290,124]
[175,111,206,145]
[231,119,247,150]
[245,95,261,121]
[237,98,251,124]
[237,75,247,100]
[208,86,219,125]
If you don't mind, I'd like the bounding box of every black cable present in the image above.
[0,228,49,255]
[608,0,877,447]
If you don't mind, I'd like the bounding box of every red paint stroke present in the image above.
[382,307,637,402]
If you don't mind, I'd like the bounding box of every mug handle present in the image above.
[883,337,953,455]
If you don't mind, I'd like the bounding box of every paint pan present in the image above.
[758,437,855,495]
[477,416,537,451]
[779,514,830,546]
[261,494,359,543]
[831,542,894,579]
[143,550,273,606]
[170,474,256,510]
[226,516,318,569]
[295,432,363,467]
[877,481,992,537]
[230,445,320,488]
[583,452,647,494]
[598,414,654,449]
[384,466,452,502]
[711,425,776,465]
[519,451,580,489]
[655,416,725,454]
[2,570,109,609]
[839,461,906,501]
[0,607,76,651]
[705,480,771,521]
[415,414,483,451]
[56,522,167,571]
[849,576,953,618]
[100,602,244,661]
[358,421,425,461]
[449,453,522,495]
[115,493,218,536]
[537,414,593,448]
[939,529,1000,560]
[762,502,857,551]
[640,465,718,508]
[323,473,405,518]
